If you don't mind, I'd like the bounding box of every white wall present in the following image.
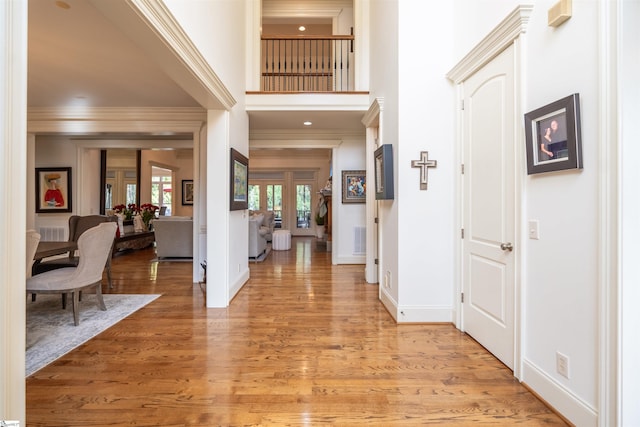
[140,149,194,218]
[33,137,81,235]
[396,1,455,322]
[332,137,366,264]
[166,0,249,306]
[453,0,601,424]
[369,0,400,315]
[370,0,455,322]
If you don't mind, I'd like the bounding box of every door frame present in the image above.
[447,6,531,379]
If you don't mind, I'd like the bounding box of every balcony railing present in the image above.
[261,35,355,92]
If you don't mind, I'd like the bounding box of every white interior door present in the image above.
[462,44,516,369]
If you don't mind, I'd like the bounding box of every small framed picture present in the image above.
[230,148,249,211]
[182,180,194,205]
[524,93,582,175]
[35,167,72,213]
[374,144,394,200]
[342,170,366,204]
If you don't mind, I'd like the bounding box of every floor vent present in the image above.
[39,227,66,242]
[354,226,366,255]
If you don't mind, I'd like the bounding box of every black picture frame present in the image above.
[342,170,366,204]
[230,148,249,211]
[35,167,73,213]
[374,144,394,200]
[182,180,194,205]
[524,93,582,175]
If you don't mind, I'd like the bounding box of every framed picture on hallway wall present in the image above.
[341,170,366,204]
[524,93,582,175]
[230,148,248,211]
[182,180,194,205]
[35,167,72,213]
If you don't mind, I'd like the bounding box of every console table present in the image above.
[113,230,154,255]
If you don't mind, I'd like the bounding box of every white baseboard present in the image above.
[395,305,453,323]
[335,255,366,264]
[379,288,398,321]
[521,359,597,426]
[229,269,250,302]
[379,288,452,323]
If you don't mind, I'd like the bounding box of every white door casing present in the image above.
[461,44,516,370]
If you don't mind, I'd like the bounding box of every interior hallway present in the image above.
[26,238,568,425]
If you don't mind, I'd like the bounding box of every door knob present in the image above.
[500,242,513,251]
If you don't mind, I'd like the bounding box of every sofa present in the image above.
[248,210,275,241]
[153,217,193,258]
[248,218,267,259]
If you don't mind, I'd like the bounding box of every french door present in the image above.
[249,181,284,229]
[249,171,318,236]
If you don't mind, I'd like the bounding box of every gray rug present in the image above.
[26,293,160,377]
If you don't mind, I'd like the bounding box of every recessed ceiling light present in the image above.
[298,26,306,31]
[303,121,312,126]
[55,1,71,9]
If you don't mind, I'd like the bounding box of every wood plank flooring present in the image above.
[26,238,568,426]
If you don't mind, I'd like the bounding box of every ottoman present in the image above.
[272,229,291,250]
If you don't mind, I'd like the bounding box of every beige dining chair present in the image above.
[26,222,117,326]
[32,215,116,288]
[26,230,41,278]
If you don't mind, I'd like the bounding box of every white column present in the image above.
[0,0,28,424]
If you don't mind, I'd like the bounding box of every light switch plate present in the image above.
[528,220,540,240]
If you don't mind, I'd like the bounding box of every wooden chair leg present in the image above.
[106,257,113,289]
[72,291,80,326]
[62,293,67,309]
[95,282,107,311]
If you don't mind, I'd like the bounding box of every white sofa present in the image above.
[248,210,275,241]
[248,218,267,259]
[153,217,193,258]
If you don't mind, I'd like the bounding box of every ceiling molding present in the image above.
[27,107,206,135]
[28,107,206,122]
[250,129,363,140]
[90,0,236,110]
[362,97,383,127]
[250,139,343,149]
[446,5,533,84]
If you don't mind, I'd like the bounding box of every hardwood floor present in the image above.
[26,238,568,426]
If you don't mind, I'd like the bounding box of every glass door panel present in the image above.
[296,184,312,229]
[248,184,260,211]
[266,184,283,228]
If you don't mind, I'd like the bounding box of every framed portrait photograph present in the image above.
[524,93,582,175]
[374,144,394,200]
[230,148,249,211]
[342,170,366,204]
[35,167,72,213]
[182,180,194,205]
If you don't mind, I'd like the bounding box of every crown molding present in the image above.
[128,0,236,110]
[250,128,363,141]
[250,139,343,149]
[27,107,205,134]
[446,5,533,84]
[361,97,383,127]
[28,107,206,122]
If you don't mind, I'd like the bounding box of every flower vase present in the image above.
[133,215,146,232]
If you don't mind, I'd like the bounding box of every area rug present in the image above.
[26,293,160,377]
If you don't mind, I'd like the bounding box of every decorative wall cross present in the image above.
[411,151,437,190]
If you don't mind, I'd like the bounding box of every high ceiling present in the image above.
[27,0,365,134]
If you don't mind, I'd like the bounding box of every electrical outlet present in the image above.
[556,352,569,379]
